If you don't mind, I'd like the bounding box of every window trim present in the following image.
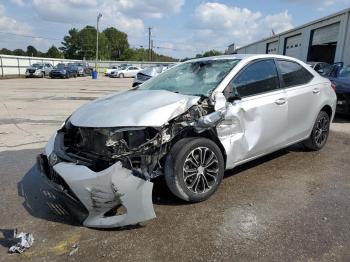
[224,58,281,99]
[275,59,314,89]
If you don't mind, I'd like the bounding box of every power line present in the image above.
[0,31,61,41]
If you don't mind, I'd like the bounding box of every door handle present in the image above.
[275,98,287,105]
[313,88,320,94]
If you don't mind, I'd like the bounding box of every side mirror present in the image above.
[226,94,241,103]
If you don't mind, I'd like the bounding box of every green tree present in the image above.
[12,49,26,56]
[60,28,80,59]
[77,26,109,60]
[0,48,12,55]
[46,45,63,58]
[202,49,223,57]
[26,45,38,57]
[103,27,129,60]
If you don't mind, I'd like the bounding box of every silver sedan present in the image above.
[38,54,336,228]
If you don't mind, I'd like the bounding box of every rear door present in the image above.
[276,59,316,142]
[224,59,288,162]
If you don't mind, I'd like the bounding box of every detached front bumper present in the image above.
[37,134,156,228]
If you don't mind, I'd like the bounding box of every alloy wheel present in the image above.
[314,115,329,147]
[183,147,219,194]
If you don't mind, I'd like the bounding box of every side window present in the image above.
[277,60,314,87]
[228,59,280,98]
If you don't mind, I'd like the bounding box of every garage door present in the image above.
[312,23,340,45]
[308,23,340,63]
[284,34,302,59]
[266,41,278,54]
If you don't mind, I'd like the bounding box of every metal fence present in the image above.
[0,54,174,77]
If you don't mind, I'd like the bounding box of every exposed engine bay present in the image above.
[54,96,220,180]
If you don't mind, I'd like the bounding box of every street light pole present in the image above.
[95,13,102,71]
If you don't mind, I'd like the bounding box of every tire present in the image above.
[41,72,44,78]
[164,137,225,202]
[119,73,124,78]
[303,111,330,151]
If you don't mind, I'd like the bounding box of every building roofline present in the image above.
[235,7,350,51]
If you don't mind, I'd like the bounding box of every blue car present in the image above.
[322,63,350,114]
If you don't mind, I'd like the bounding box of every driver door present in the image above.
[222,59,288,165]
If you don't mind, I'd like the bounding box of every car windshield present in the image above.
[138,59,241,96]
[56,64,65,69]
[32,64,43,69]
[338,66,350,79]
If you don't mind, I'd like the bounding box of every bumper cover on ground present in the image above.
[37,134,156,228]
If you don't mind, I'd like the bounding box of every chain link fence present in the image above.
[0,54,175,78]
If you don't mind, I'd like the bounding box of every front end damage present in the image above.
[38,90,251,228]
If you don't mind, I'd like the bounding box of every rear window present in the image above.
[277,60,314,87]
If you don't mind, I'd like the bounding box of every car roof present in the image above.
[186,54,305,64]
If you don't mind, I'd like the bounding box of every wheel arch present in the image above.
[171,128,228,168]
[320,104,333,119]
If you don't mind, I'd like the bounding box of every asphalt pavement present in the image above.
[1,77,350,262]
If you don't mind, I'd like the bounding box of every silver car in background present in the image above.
[25,63,53,78]
[132,65,170,87]
[38,54,336,228]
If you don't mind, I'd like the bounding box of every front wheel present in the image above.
[303,111,330,151]
[118,73,124,78]
[164,137,225,202]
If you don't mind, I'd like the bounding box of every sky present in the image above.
[0,0,350,59]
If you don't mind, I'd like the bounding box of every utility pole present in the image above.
[148,27,152,61]
[151,40,154,61]
[95,13,102,71]
[140,45,144,61]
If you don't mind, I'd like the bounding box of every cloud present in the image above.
[0,4,32,35]
[116,0,185,18]
[284,0,350,7]
[11,0,26,7]
[190,2,293,50]
[32,0,185,37]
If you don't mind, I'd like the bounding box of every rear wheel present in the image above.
[303,111,330,151]
[165,137,225,202]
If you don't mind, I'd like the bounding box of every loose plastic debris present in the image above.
[8,229,34,254]
[69,243,80,256]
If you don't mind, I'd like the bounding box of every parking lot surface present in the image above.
[1,77,350,262]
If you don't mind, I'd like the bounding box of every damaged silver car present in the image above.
[37,54,337,228]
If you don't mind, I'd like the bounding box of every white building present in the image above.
[231,8,350,65]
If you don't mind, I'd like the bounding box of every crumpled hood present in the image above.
[70,90,200,127]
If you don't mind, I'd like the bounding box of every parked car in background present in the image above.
[132,65,169,87]
[322,62,350,114]
[25,63,53,78]
[68,63,79,78]
[110,66,141,78]
[106,64,133,76]
[307,62,329,74]
[105,65,120,76]
[73,62,92,76]
[49,63,76,79]
[38,54,336,228]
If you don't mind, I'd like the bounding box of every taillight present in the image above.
[331,83,336,91]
